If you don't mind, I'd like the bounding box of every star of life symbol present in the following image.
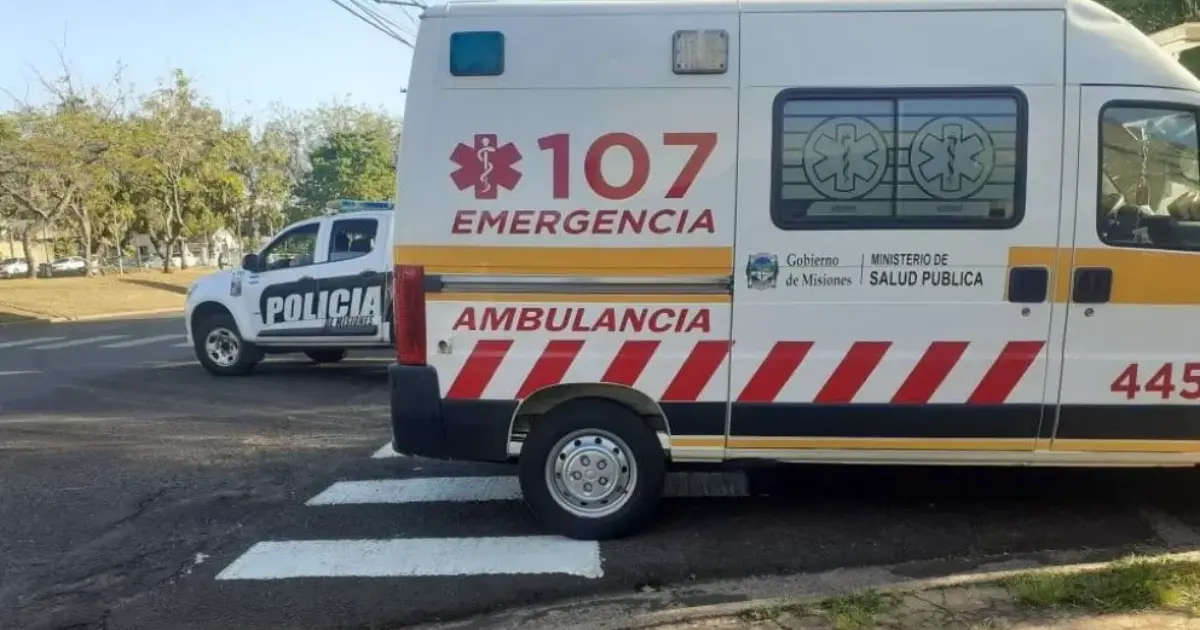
[450,134,523,199]
[911,117,996,200]
[804,117,887,200]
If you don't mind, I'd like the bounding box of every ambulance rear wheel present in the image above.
[519,398,665,541]
[195,313,259,376]
[305,349,347,364]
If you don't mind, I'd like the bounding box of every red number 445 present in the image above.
[1110,363,1200,400]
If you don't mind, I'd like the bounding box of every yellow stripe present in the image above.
[1008,246,1200,305]
[726,437,1035,451]
[394,245,732,277]
[670,436,724,449]
[1053,439,1200,453]
[428,292,729,304]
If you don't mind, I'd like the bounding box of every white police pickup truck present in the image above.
[185,200,394,375]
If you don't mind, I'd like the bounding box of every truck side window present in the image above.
[262,223,319,271]
[328,218,379,262]
[771,89,1025,230]
[1098,103,1200,252]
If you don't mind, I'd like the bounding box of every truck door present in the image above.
[1050,86,1200,454]
[318,214,389,342]
[729,10,1065,457]
[243,218,326,341]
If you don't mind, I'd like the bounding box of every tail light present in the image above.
[394,264,427,365]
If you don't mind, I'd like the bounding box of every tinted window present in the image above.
[328,218,379,262]
[772,89,1026,230]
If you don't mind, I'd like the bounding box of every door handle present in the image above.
[358,269,378,278]
[1007,266,1049,303]
[1072,267,1113,304]
[299,276,316,283]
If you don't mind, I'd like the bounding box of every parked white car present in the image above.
[0,258,30,278]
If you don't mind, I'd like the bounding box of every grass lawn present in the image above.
[0,267,217,323]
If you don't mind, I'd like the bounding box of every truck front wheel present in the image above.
[518,398,665,541]
[195,313,260,376]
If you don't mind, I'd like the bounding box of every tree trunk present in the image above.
[161,239,174,273]
[178,239,190,270]
[20,226,35,279]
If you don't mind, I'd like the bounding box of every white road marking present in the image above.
[100,334,185,349]
[371,443,401,459]
[174,341,192,348]
[0,370,42,377]
[0,337,65,349]
[30,335,127,350]
[306,472,748,506]
[215,536,603,580]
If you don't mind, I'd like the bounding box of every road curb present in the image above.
[622,549,1200,628]
[0,307,183,327]
[419,547,1200,630]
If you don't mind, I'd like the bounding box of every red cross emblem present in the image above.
[449,134,523,199]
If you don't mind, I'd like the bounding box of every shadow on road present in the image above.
[119,277,189,295]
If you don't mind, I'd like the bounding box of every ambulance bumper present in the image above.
[388,363,514,463]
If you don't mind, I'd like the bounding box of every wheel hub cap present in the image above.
[204,328,240,368]
[546,430,637,518]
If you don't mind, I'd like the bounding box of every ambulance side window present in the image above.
[1098,103,1200,252]
[262,223,319,271]
[771,88,1026,230]
[328,218,378,262]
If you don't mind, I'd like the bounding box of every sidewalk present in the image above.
[425,550,1200,630]
[647,555,1200,630]
[654,584,1200,629]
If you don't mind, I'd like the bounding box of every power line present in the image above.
[351,0,417,40]
[326,0,414,47]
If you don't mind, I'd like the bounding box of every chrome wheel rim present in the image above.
[204,327,240,368]
[544,429,637,519]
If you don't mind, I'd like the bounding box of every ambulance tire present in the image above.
[305,349,347,364]
[195,313,260,377]
[519,398,666,541]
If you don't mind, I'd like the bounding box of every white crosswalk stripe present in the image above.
[216,537,603,580]
[30,335,127,350]
[100,334,186,348]
[215,441,752,582]
[0,336,65,349]
[307,472,748,506]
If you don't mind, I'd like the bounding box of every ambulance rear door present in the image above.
[727,7,1067,458]
[393,4,740,445]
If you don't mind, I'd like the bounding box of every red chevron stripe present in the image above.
[892,341,970,404]
[446,339,513,400]
[813,341,891,404]
[601,340,661,386]
[737,341,814,402]
[967,340,1045,404]
[516,340,585,399]
[661,340,732,402]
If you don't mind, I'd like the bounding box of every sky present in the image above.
[0,0,421,121]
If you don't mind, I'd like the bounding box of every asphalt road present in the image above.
[6,317,1200,630]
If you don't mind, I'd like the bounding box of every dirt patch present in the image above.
[0,268,214,322]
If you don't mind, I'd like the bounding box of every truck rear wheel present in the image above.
[518,398,665,540]
[305,349,347,364]
[195,313,260,376]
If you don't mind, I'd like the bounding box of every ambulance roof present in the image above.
[432,0,1089,16]
[427,0,1200,92]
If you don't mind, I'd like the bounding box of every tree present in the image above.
[294,128,396,215]
[229,120,290,244]
[1100,0,1198,34]
[127,70,230,272]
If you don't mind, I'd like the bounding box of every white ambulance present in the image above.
[186,200,395,375]
[387,0,1200,540]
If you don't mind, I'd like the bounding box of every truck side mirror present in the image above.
[242,253,260,272]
